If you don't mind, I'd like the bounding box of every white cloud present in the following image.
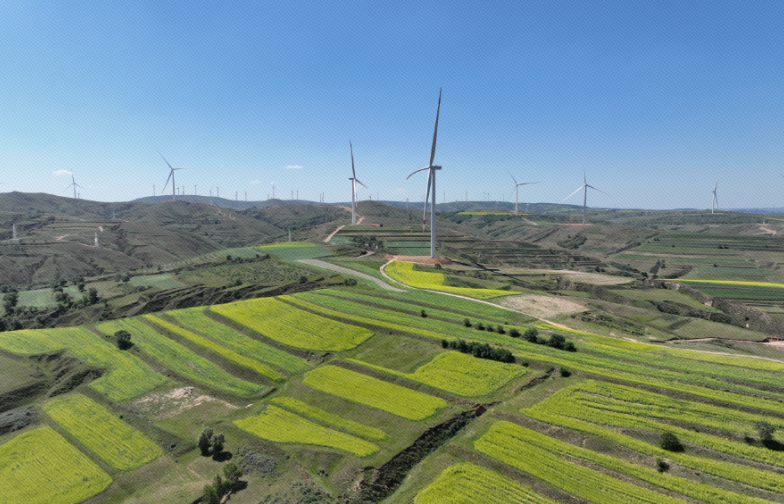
[250,180,260,184]
[284,165,303,170]
[53,169,73,176]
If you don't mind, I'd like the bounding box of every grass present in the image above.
[302,366,449,421]
[385,261,518,299]
[129,274,183,289]
[414,462,558,504]
[256,242,332,260]
[165,307,309,374]
[96,318,265,397]
[0,427,112,504]
[9,286,83,307]
[0,327,167,401]
[349,351,525,397]
[43,394,162,470]
[234,405,379,456]
[211,296,373,351]
[270,396,386,440]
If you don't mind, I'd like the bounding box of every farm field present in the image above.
[129,273,183,289]
[43,394,162,470]
[270,396,386,440]
[0,427,112,504]
[385,260,518,299]
[256,242,332,260]
[210,296,373,351]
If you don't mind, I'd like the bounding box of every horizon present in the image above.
[1,2,782,209]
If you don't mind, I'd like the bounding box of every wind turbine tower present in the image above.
[348,141,368,225]
[510,173,538,215]
[711,183,718,214]
[160,154,187,201]
[407,88,442,258]
[563,172,605,225]
[12,223,17,240]
[94,232,99,247]
[66,174,84,199]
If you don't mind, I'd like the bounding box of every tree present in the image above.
[756,421,776,443]
[660,432,684,452]
[212,474,227,496]
[548,333,566,350]
[509,328,521,338]
[463,318,472,327]
[223,462,242,488]
[523,327,538,343]
[198,428,213,456]
[203,484,219,504]
[211,432,225,455]
[115,330,132,350]
[87,288,99,305]
[420,309,427,318]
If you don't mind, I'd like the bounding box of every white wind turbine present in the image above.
[407,88,442,258]
[510,172,538,215]
[562,171,605,225]
[65,174,84,199]
[348,140,368,225]
[160,153,187,201]
[711,182,718,214]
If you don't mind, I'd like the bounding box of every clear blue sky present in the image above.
[1,1,782,209]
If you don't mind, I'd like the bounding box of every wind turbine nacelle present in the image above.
[431,165,442,170]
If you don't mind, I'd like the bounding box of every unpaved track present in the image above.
[297,259,406,292]
[324,225,345,243]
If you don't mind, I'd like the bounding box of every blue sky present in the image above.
[1,1,782,209]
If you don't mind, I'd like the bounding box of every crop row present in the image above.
[0,427,112,504]
[97,318,264,397]
[0,327,166,401]
[414,462,558,504]
[534,381,784,470]
[475,421,686,504]
[145,314,283,381]
[385,261,517,299]
[348,351,524,397]
[166,307,309,374]
[234,405,379,456]
[43,394,161,471]
[523,387,784,494]
[390,288,535,323]
[480,420,773,504]
[271,397,386,440]
[211,297,373,351]
[301,366,449,421]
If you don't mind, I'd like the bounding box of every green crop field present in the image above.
[165,307,309,373]
[211,296,373,351]
[302,366,449,421]
[350,351,524,397]
[0,327,166,401]
[234,405,379,456]
[43,394,162,470]
[96,318,265,397]
[145,314,283,380]
[0,427,112,504]
[129,274,183,289]
[385,261,518,299]
[415,462,558,504]
[8,286,83,308]
[256,242,332,260]
[271,397,386,440]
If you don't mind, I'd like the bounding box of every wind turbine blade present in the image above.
[509,171,518,185]
[163,171,173,192]
[354,178,368,189]
[407,166,430,180]
[423,169,432,223]
[586,184,607,195]
[517,181,539,187]
[158,152,173,170]
[429,88,441,168]
[350,140,356,179]
[561,184,585,203]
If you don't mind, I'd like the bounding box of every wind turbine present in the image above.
[562,171,605,225]
[65,174,84,199]
[160,154,187,201]
[509,172,538,215]
[407,88,442,258]
[711,182,718,214]
[348,140,368,225]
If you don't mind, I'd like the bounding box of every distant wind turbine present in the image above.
[509,172,538,215]
[407,88,442,258]
[160,154,187,201]
[65,174,84,199]
[348,140,368,225]
[711,182,718,214]
[562,171,606,225]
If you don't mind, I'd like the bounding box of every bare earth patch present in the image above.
[129,387,238,420]
[496,294,585,318]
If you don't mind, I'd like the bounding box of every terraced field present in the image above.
[0,327,166,401]
[129,273,183,289]
[301,366,449,421]
[234,405,379,456]
[271,397,386,440]
[43,394,161,470]
[211,296,373,351]
[385,260,518,299]
[256,242,332,260]
[0,427,112,504]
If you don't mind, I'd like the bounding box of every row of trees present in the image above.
[441,339,515,363]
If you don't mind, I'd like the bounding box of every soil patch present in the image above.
[130,387,238,420]
[496,294,584,318]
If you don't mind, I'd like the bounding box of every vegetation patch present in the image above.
[43,394,162,470]
[0,427,112,504]
[211,296,373,351]
[415,462,558,504]
[302,365,449,421]
[271,396,386,440]
[234,405,379,456]
[256,242,332,260]
[129,273,183,289]
[385,260,518,299]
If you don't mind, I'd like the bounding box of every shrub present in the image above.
[523,327,538,343]
[344,278,358,286]
[198,428,214,456]
[299,276,308,284]
[463,318,472,327]
[656,458,670,473]
[548,334,566,350]
[476,322,485,331]
[114,330,132,350]
[660,432,684,452]
[420,309,427,318]
[559,367,571,377]
[496,325,505,334]
[509,328,521,338]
